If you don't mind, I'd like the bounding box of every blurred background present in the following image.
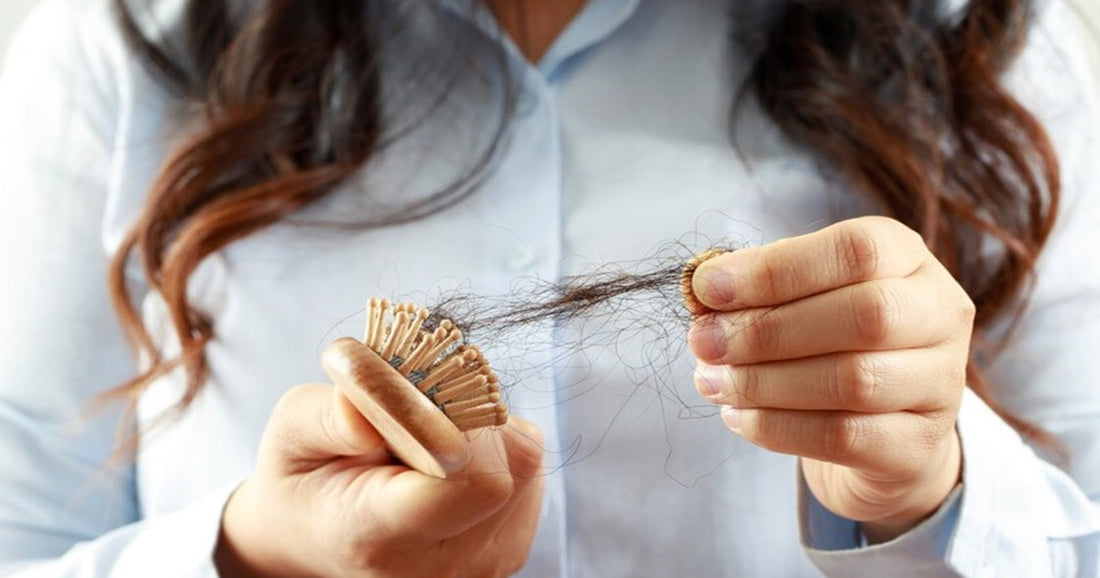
[1,0,38,63]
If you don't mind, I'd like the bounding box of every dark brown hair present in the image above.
[106,0,1059,440]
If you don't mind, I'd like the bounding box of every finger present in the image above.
[690,263,966,364]
[263,383,388,473]
[363,420,536,544]
[724,407,952,477]
[484,464,545,575]
[694,348,964,413]
[497,416,547,481]
[446,418,546,573]
[425,475,545,577]
[692,217,929,311]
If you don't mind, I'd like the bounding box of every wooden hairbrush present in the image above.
[321,298,507,478]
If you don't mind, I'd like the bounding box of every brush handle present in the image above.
[321,337,468,478]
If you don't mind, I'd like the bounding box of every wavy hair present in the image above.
[106,0,1059,442]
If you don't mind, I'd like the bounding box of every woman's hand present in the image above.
[215,383,545,577]
[689,216,971,543]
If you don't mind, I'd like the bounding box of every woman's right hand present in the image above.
[213,383,545,577]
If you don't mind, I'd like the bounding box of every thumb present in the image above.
[262,383,387,474]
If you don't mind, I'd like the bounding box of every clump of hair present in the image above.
[424,243,738,350]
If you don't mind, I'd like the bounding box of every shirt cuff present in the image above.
[797,387,1097,577]
[799,387,1058,577]
[111,481,238,576]
[942,388,1072,577]
[9,482,239,578]
[799,473,963,577]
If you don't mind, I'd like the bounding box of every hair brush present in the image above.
[321,299,507,478]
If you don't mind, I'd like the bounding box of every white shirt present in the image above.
[1,0,1099,576]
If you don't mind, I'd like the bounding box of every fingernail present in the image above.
[688,318,727,362]
[694,264,737,308]
[693,363,728,399]
[721,406,741,433]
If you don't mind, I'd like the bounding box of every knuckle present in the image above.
[852,283,903,345]
[835,221,882,281]
[837,354,885,409]
[957,292,977,325]
[508,439,545,480]
[826,415,876,459]
[895,220,928,251]
[346,539,406,573]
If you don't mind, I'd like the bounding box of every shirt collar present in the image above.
[436,0,642,78]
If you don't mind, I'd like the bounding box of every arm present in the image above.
[797,0,1100,574]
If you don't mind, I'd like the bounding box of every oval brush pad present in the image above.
[322,299,507,478]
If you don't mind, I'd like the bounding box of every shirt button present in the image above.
[516,88,538,117]
[507,244,538,271]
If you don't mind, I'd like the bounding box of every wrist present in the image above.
[861,430,962,544]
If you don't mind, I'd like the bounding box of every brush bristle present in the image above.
[363,299,508,432]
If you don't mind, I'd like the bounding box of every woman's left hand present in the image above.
[689,216,971,543]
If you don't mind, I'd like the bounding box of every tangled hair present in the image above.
[106,0,1059,442]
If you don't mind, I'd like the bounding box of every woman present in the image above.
[1,0,1097,575]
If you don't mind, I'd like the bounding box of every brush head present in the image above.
[321,300,509,478]
[322,338,467,477]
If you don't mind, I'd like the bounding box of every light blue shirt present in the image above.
[1,0,1099,575]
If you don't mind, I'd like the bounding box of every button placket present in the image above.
[506,242,538,272]
[516,86,539,118]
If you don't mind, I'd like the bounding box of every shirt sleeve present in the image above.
[797,0,1100,575]
[0,1,231,575]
